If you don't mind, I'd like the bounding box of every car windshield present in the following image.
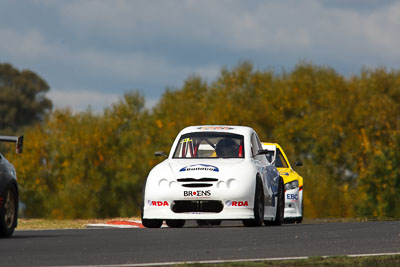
[276,149,288,168]
[173,132,244,158]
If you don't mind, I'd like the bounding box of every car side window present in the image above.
[255,134,268,161]
[250,133,259,157]
[251,133,266,160]
[255,134,263,153]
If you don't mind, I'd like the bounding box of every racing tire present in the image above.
[243,178,264,227]
[142,219,163,228]
[166,219,185,228]
[140,181,163,228]
[265,177,284,226]
[0,186,18,237]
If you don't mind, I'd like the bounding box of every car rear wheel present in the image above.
[243,178,264,227]
[0,186,18,237]
[166,219,185,228]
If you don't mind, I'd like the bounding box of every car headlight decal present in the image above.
[217,181,226,189]
[227,179,238,189]
[284,180,299,190]
[169,181,178,189]
[159,179,169,188]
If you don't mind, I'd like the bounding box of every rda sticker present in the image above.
[148,200,169,206]
[225,200,249,207]
[179,164,219,172]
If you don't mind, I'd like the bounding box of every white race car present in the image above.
[141,126,284,228]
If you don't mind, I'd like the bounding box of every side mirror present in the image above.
[154,151,167,157]
[257,149,275,164]
[257,149,269,155]
[294,161,303,167]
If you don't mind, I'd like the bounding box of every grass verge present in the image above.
[173,254,400,267]
[16,217,139,230]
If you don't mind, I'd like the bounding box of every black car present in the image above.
[0,136,23,237]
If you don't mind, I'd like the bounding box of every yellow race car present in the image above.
[262,143,303,223]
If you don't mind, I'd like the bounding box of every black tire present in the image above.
[271,177,284,226]
[166,219,185,228]
[140,181,163,228]
[142,219,163,228]
[0,186,18,237]
[243,178,264,227]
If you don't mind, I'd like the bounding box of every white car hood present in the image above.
[152,158,248,181]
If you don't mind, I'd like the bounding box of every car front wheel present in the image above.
[0,186,18,237]
[142,219,163,228]
[243,178,264,227]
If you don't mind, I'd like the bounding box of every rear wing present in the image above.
[0,135,24,154]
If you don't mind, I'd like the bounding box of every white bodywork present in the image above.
[142,126,281,221]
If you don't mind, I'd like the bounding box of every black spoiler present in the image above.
[0,135,24,153]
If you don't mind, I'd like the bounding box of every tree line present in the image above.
[2,62,400,219]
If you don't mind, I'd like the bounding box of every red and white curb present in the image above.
[86,220,167,229]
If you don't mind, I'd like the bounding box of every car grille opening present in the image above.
[177,178,218,182]
[171,200,223,213]
[177,178,218,188]
[181,183,213,188]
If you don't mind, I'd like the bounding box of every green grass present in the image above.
[172,254,400,267]
[16,217,139,230]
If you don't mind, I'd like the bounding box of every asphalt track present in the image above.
[1,221,400,267]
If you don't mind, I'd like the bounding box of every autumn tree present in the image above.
[7,62,400,220]
[0,62,52,134]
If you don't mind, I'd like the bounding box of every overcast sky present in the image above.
[1,0,400,112]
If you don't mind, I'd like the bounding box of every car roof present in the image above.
[262,142,277,150]
[179,125,254,136]
[262,142,287,151]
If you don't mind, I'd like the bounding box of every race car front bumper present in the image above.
[143,185,257,220]
[284,188,302,218]
[143,201,255,220]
